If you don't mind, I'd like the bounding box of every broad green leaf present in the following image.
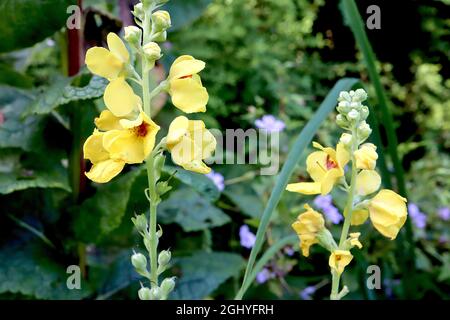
[0,86,43,151]
[165,165,220,202]
[158,188,230,232]
[0,149,70,195]
[73,168,142,244]
[28,75,108,115]
[224,183,264,218]
[0,240,91,299]
[171,251,245,299]
[0,0,76,53]
[163,0,212,31]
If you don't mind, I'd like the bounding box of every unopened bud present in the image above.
[353,88,368,102]
[357,121,372,141]
[143,42,161,60]
[152,31,167,42]
[336,114,348,128]
[151,287,163,300]
[154,153,166,181]
[124,26,142,46]
[160,277,176,297]
[338,91,351,102]
[339,133,353,146]
[158,250,171,266]
[138,287,152,300]
[152,10,171,31]
[346,109,359,121]
[360,106,369,120]
[133,3,144,20]
[131,252,148,271]
[132,214,148,233]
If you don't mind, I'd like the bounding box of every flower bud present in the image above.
[339,133,353,146]
[138,287,152,300]
[346,109,359,121]
[357,121,372,141]
[151,287,163,300]
[124,26,142,47]
[160,277,176,297]
[354,143,378,170]
[143,42,161,61]
[152,10,171,31]
[336,114,348,128]
[353,88,368,102]
[338,91,351,102]
[336,102,351,115]
[158,250,171,266]
[153,153,166,181]
[131,252,148,271]
[152,31,167,42]
[368,189,407,240]
[132,214,148,233]
[133,3,144,20]
[360,105,369,120]
[144,237,152,253]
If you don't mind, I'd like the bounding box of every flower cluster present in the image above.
[82,0,216,300]
[286,89,408,299]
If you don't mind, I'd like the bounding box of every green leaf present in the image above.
[0,63,33,88]
[171,251,244,299]
[163,0,212,31]
[0,240,91,299]
[236,78,359,299]
[224,183,264,218]
[0,0,76,53]
[0,86,43,152]
[73,168,142,244]
[28,75,108,115]
[165,165,220,202]
[158,188,230,232]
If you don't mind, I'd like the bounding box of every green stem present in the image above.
[331,127,358,300]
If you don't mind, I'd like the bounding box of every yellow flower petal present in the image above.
[320,168,343,195]
[351,209,369,226]
[107,32,129,63]
[85,159,125,183]
[169,77,208,113]
[355,169,381,196]
[104,78,141,117]
[85,47,123,79]
[292,204,325,257]
[305,151,328,182]
[95,110,122,131]
[103,130,145,164]
[354,143,378,170]
[169,55,205,80]
[166,115,189,147]
[329,250,353,275]
[336,142,350,168]
[83,130,109,164]
[286,182,322,195]
[180,159,211,174]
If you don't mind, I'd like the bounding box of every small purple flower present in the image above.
[256,268,274,284]
[438,207,450,221]
[313,195,343,224]
[255,115,285,133]
[284,246,295,256]
[408,203,427,229]
[439,235,448,244]
[299,286,316,300]
[239,225,256,249]
[206,170,225,192]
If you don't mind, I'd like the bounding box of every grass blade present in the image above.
[235,78,359,300]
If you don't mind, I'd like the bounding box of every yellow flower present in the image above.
[104,77,143,118]
[167,55,208,113]
[355,169,381,196]
[351,209,369,226]
[329,250,353,275]
[354,143,378,170]
[286,142,349,195]
[349,232,363,249]
[368,189,408,239]
[84,112,160,183]
[85,33,129,80]
[292,204,325,257]
[83,129,125,183]
[166,116,216,174]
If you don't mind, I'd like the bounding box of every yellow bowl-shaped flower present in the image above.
[368,189,408,239]
[329,250,353,275]
[292,204,325,257]
[167,55,209,113]
[166,116,216,174]
[85,33,129,80]
[286,142,349,195]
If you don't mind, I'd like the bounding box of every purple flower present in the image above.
[256,268,274,284]
[284,246,295,256]
[408,203,427,229]
[313,195,343,224]
[239,225,256,249]
[255,115,285,133]
[206,170,225,191]
[438,207,450,221]
[439,235,448,244]
[299,286,316,300]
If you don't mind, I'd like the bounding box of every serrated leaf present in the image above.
[158,188,229,232]
[73,168,143,244]
[0,240,91,299]
[0,86,44,151]
[0,0,76,53]
[171,251,245,299]
[165,165,220,202]
[28,76,108,115]
[163,0,212,31]
[224,183,264,218]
